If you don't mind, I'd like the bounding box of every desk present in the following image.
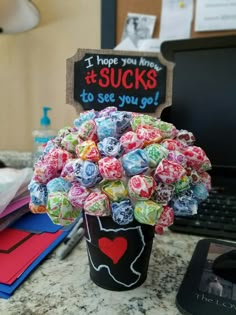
[0,151,33,169]
[0,231,202,315]
[0,152,202,314]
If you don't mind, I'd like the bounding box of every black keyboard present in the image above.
[169,189,236,240]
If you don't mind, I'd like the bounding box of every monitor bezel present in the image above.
[161,35,236,62]
[160,35,236,172]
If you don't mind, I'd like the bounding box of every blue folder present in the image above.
[11,212,62,233]
[0,212,76,299]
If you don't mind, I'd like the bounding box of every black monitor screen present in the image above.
[161,36,236,170]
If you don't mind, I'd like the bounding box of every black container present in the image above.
[83,212,155,291]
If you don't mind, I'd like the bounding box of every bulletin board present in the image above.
[101,0,236,48]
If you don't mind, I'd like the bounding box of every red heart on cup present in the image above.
[98,237,127,264]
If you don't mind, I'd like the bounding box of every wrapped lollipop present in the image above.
[61,131,81,153]
[97,137,123,158]
[98,106,117,118]
[111,199,134,225]
[122,149,149,176]
[156,120,177,139]
[171,190,198,216]
[84,191,110,216]
[43,147,73,171]
[183,146,211,171]
[98,157,123,180]
[119,131,143,154]
[136,125,162,146]
[68,183,90,208]
[74,109,96,129]
[154,158,186,184]
[28,180,48,213]
[130,114,158,130]
[128,175,156,200]
[110,111,132,137]
[28,109,211,231]
[47,192,81,225]
[77,120,98,142]
[95,116,117,140]
[74,159,102,187]
[176,129,195,146]
[144,144,168,168]
[101,180,128,202]
[134,200,163,225]
[155,206,174,235]
[76,140,100,162]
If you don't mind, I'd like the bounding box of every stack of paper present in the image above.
[0,196,30,232]
[0,168,33,231]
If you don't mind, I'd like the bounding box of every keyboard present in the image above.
[169,188,236,240]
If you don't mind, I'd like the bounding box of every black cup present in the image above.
[83,212,155,291]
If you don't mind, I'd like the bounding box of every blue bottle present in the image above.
[32,107,57,162]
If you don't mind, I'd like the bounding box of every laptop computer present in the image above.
[160,35,236,240]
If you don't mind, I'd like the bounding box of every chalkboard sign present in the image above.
[66,49,174,116]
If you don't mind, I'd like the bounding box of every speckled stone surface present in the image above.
[0,230,203,315]
[0,151,33,169]
[0,151,203,314]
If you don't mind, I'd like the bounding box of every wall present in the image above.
[0,0,101,152]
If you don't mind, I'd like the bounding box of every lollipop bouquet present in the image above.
[28,107,211,290]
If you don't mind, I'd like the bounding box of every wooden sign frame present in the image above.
[66,49,174,117]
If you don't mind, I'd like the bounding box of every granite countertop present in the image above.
[0,151,33,169]
[0,152,203,314]
[0,230,203,315]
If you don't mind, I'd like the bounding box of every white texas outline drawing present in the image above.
[84,212,146,288]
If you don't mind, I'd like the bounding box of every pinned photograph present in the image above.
[121,13,156,47]
[198,243,236,301]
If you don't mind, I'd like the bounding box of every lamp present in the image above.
[0,0,40,34]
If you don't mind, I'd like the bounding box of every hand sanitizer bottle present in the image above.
[32,107,57,163]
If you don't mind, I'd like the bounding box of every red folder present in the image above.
[0,228,62,285]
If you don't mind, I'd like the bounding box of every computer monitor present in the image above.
[160,35,236,178]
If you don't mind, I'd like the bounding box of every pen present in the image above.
[64,217,83,243]
[57,217,84,260]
